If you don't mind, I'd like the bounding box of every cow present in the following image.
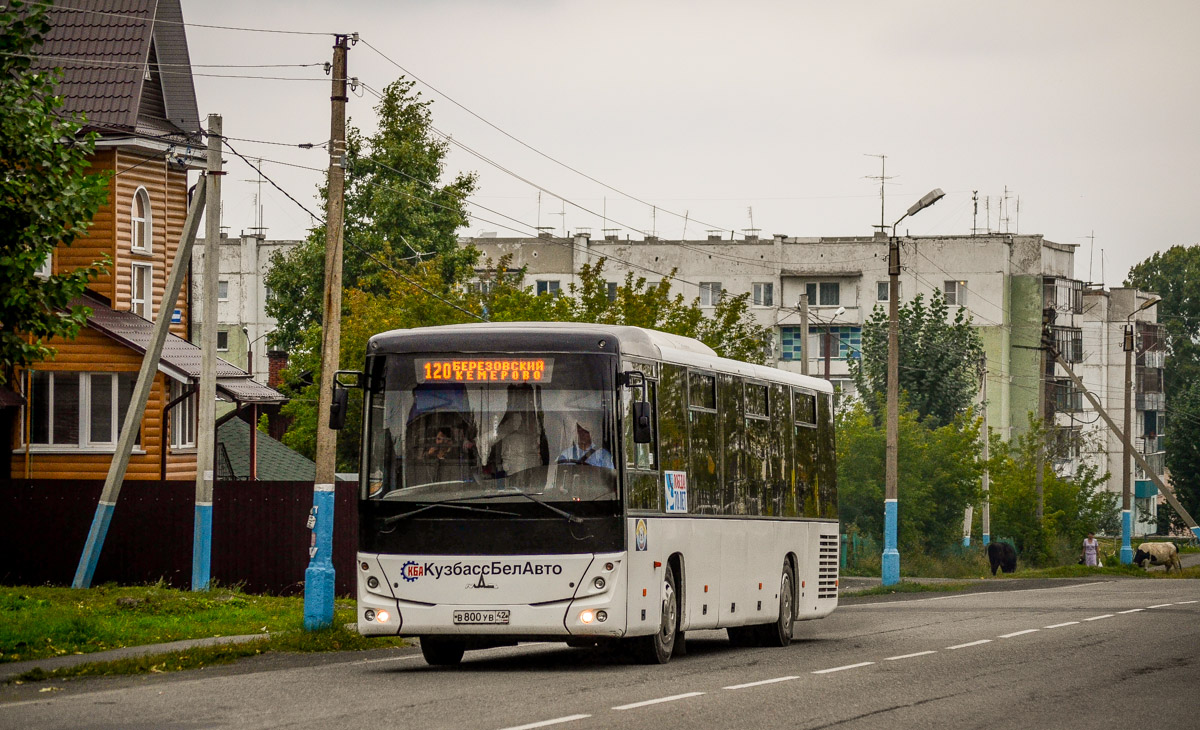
[987,541,1017,576]
[1132,542,1183,573]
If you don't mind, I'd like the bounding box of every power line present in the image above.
[27,1,336,36]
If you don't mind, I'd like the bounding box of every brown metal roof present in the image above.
[31,0,201,138]
[76,295,286,404]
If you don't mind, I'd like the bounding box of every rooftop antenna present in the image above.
[864,153,894,233]
[971,190,979,235]
[549,198,566,238]
[650,205,657,238]
[1086,230,1096,284]
[682,210,689,240]
[243,158,266,235]
[537,191,542,231]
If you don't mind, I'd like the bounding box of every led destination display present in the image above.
[416,358,554,383]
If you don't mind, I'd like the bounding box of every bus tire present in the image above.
[420,636,465,666]
[759,561,795,648]
[634,563,678,664]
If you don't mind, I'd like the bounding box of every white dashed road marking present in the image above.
[613,692,705,711]
[884,650,937,661]
[1148,604,1174,609]
[499,715,591,730]
[947,639,992,650]
[1083,614,1113,621]
[813,662,875,674]
[724,676,798,690]
[1118,609,1144,614]
[1044,621,1079,629]
[999,629,1039,638]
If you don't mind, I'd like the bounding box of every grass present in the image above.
[845,581,977,597]
[0,582,408,682]
[8,625,405,684]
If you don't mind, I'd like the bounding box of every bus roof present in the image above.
[367,322,833,394]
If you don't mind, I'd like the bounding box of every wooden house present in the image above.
[9,0,284,481]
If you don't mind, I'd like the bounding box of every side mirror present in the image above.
[633,401,652,444]
[329,386,349,430]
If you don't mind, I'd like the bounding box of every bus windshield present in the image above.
[365,353,618,504]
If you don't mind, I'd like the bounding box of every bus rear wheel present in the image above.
[420,636,465,666]
[633,563,678,664]
[759,561,795,647]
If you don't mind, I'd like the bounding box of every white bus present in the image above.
[347,323,839,665]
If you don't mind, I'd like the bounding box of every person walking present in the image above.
[1082,532,1101,567]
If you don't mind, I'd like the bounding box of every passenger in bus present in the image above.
[488,384,548,476]
[556,421,614,469]
[423,426,475,481]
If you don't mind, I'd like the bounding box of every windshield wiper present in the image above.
[467,491,583,524]
[380,499,519,527]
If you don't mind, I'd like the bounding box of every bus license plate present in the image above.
[453,609,510,625]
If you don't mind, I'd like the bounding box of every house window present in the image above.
[131,262,153,319]
[218,279,230,301]
[170,380,196,448]
[699,281,724,306]
[35,252,52,279]
[752,282,774,307]
[536,280,560,296]
[877,281,900,302]
[1053,327,1083,363]
[25,371,138,447]
[217,329,229,352]
[606,281,619,302]
[806,282,840,306]
[944,280,968,306]
[131,187,152,253]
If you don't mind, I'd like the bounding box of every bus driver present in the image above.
[556,420,614,469]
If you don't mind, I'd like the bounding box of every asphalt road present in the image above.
[2,578,1197,729]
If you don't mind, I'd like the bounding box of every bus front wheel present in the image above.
[420,636,465,666]
[760,561,795,648]
[633,563,678,664]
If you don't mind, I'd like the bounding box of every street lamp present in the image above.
[882,188,945,586]
[1121,294,1160,564]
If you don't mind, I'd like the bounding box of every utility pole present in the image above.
[1037,308,1051,525]
[980,354,991,547]
[193,113,222,591]
[799,293,810,376]
[306,34,351,631]
[1122,322,1134,563]
[883,231,900,585]
[74,167,208,588]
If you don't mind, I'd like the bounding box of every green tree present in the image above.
[264,77,477,352]
[852,290,984,427]
[1126,245,1200,395]
[1162,380,1200,534]
[986,416,1116,565]
[0,2,109,385]
[837,398,983,555]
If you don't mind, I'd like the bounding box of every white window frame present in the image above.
[23,371,139,450]
[806,281,841,306]
[535,280,560,296]
[131,186,152,253]
[217,329,230,352]
[35,251,52,279]
[217,279,230,301]
[170,380,197,449]
[877,281,901,302]
[944,280,968,306]
[752,282,774,307]
[606,281,619,302]
[699,281,724,307]
[131,262,153,319]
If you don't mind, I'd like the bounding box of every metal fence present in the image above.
[0,479,358,595]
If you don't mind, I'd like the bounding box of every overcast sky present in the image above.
[183,0,1200,288]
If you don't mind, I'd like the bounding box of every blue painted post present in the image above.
[74,503,117,588]
[983,533,990,547]
[840,534,847,570]
[1120,510,1134,564]
[882,499,899,585]
[192,502,213,590]
[304,483,336,630]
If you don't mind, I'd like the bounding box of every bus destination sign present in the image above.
[416,358,554,383]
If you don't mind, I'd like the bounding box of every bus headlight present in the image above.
[593,576,606,590]
[377,610,390,623]
[596,610,608,622]
[579,609,595,624]
[364,609,376,622]
[367,576,379,589]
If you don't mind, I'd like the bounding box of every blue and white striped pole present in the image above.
[882,499,899,585]
[1120,509,1134,565]
[304,483,336,630]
